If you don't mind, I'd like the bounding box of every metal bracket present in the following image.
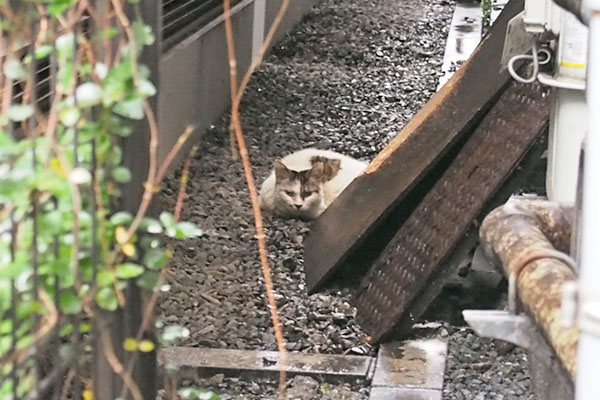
[501,12,537,71]
[462,310,536,349]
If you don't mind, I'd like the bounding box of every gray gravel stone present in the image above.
[158,0,537,398]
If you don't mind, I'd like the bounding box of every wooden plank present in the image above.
[160,347,374,380]
[304,0,525,293]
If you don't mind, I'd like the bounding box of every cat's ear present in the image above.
[323,159,341,181]
[309,161,325,181]
[273,161,290,180]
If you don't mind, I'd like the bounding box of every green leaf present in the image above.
[113,98,145,120]
[34,45,53,60]
[4,58,27,81]
[110,211,133,226]
[109,146,123,164]
[96,269,114,287]
[140,217,163,234]
[109,115,133,137]
[115,263,144,279]
[55,32,75,59]
[143,248,168,270]
[59,107,80,127]
[161,325,190,344]
[7,104,34,122]
[178,388,219,400]
[175,222,204,239]
[49,0,73,17]
[159,212,177,237]
[112,167,132,183]
[80,323,91,333]
[136,270,159,290]
[138,79,157,97]
[132,21,155,51]
[96,287,118,311]
[60,291,82,314]
[57,62,74,92]
[159,212,176,228]
[0,253,28,279]
[75,82,103,108]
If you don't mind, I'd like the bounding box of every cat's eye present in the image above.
[285,190,295,197]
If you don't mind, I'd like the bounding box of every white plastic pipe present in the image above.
[576,7,600,400]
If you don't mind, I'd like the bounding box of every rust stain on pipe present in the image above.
[480,197,578,378]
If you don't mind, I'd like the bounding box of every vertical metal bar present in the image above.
[72,25,80,167]
[576,8,600,400]
[27,42,42,393]
[52,197,62,400]
[9,213,18,400]
[50,42,58,105]
[91,139,98,285]
[71,21,83,400]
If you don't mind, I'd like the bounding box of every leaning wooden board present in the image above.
[304,0,525,292]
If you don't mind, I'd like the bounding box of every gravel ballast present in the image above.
[158,0,536,398]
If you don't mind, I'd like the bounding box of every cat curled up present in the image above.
[259,149,368,220]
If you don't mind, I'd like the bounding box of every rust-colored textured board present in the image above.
[353,81,551,342]
[304,0,525,292]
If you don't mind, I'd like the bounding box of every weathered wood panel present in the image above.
[353,81,551,342]
[304,0,525,292]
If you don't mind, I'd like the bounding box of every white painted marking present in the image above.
[491,0,509,25]
[437,2,483,90]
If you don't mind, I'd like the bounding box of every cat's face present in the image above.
[273,161,326,220]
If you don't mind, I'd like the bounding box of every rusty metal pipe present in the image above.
[479,197,579,378]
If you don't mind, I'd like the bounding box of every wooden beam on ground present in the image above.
[303,0,524,293]
[160,347,374,380]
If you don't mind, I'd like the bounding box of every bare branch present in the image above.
[174,145,198,222]
[223,1,288,398]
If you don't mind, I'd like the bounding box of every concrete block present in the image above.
[372,339,447,390]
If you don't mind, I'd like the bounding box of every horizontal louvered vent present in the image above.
[162,0,244,52]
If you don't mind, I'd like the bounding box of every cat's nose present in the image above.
[294,204,302,209]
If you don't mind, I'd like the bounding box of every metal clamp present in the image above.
[462,310,536,349]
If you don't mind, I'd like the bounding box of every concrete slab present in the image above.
[368,387,442,400]
[371,339,447,390]
[160,347,374,379]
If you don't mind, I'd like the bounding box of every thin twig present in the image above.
[122,99,159,241]
[223,1,239,158]
[223,1,288,398]
[154,125,195,188]
[110,0,139,85]
[174,145,198,222]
